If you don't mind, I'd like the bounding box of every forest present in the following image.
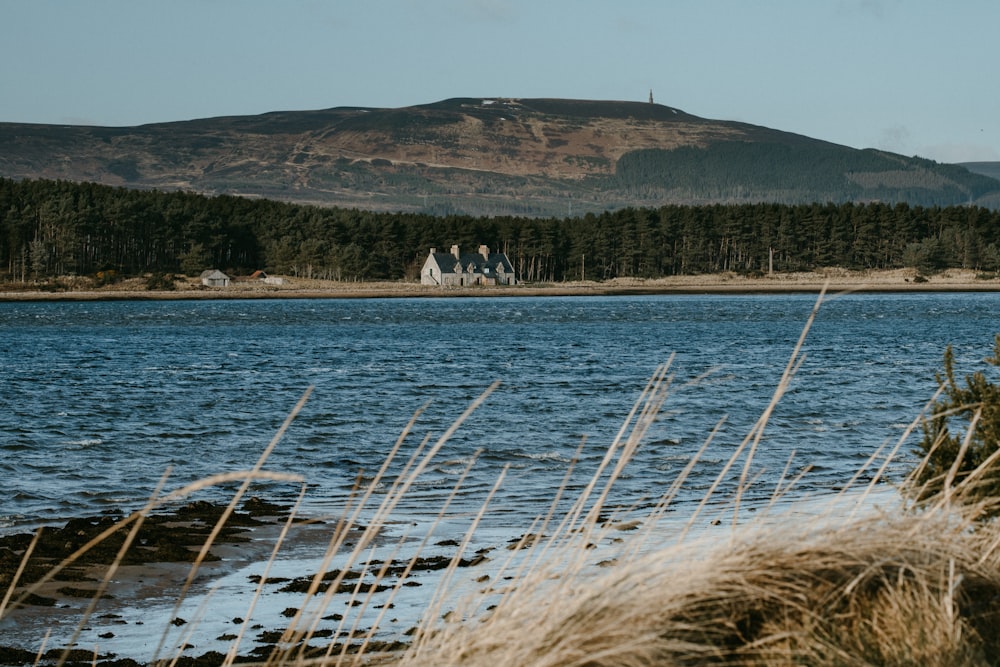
[3,177,1000,284]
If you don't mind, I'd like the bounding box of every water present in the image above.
[3,292,1000,660]
[2,293,999,535]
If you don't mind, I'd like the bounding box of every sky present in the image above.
[1,0,997,164]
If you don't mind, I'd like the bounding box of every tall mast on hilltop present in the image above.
[649,89,654,104]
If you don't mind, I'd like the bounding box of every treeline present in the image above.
[3,177,1000,283]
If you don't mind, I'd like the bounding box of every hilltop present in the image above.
[1,98,998,216]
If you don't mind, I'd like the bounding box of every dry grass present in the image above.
[389,291,1000,667]
[6,289,1000,666]
[401,495,1000,667]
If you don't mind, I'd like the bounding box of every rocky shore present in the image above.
[0,499,292,666]
[0,499,501,666]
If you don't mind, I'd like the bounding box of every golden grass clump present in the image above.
[393,376,1000,667]
[403,502,1000,667]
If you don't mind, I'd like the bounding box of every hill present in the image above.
[960,162,1000,209]
[1,98,998,216]
[961,161,1000,180]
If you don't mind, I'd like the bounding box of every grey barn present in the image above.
[200,269,230,287]
[421,245,515,286]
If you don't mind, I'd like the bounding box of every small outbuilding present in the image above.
[235,270,285,286]
[200,269,231,287]
[421,245,515,286]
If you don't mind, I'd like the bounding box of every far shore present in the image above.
[3,268,1000,302]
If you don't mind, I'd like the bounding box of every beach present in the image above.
[2,268,1000,302]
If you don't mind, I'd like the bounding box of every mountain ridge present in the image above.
[2,97,998,216]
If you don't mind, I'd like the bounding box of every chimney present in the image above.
[429,247,437,255]
[451,244,460,259]
[479,245,490,259]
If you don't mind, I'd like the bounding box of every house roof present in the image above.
[200,269,229,279]
[431,251,513,275]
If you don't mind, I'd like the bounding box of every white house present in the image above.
[421,245,515,286]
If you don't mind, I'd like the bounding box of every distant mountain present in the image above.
[959,162,1000,210]
[2,98,998,216]
[961,162,1000,180]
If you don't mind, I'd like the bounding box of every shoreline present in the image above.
[3,268,1000,302]
[0,489,904,666]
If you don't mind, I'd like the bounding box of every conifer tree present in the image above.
[910,335,1000,510]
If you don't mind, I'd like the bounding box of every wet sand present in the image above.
[3,269,1000,302]
[0,500,428,665]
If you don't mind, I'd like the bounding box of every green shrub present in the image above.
[909,335,1000,510]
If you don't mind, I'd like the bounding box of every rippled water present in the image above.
[3,293,999,534]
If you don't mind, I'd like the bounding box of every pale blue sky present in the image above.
[2,0,997,163]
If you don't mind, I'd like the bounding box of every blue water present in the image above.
[2,293,999,534]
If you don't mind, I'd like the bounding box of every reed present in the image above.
[6,291,1000,666]
[399,472,1000,667]
[388,295,1000,667]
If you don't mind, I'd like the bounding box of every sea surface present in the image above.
[2,292,1000,536]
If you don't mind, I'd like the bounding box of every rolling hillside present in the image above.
[1,98,997,216]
